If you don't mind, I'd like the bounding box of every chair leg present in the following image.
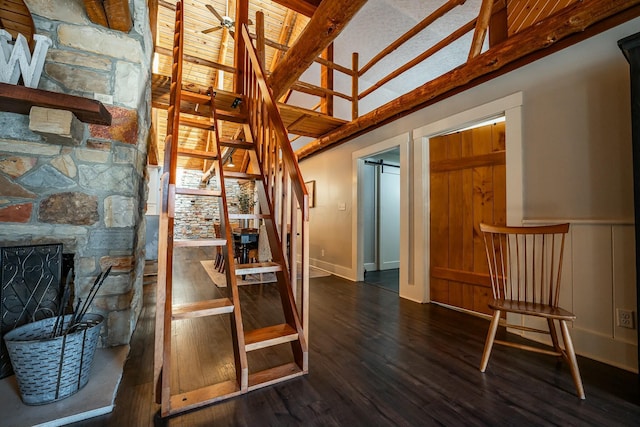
[480,310,501,372]
[559,320,586,399]
[547,319,562,356]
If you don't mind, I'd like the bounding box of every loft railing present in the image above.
[240,24,310,339]
[156,0,622,130]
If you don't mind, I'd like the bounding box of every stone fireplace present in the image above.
[0,1,153,348]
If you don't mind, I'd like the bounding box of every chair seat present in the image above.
[489,299,576,320]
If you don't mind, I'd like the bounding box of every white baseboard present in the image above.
[311,258,356,281]
[522,327,638,373]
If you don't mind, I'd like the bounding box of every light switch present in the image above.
[338,202,346,211]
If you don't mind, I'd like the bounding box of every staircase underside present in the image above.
[151,73,346,138]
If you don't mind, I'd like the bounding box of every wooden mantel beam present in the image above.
[296,0,640,160]
[268,0,367,100]
[0,83,111,125]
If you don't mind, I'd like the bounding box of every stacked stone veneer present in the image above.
[174,169,254,238]
[0,0,153,346]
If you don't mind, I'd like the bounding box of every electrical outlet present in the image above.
[321,249,325,257]
[617,309,635,329]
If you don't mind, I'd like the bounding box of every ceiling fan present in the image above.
[202,2,253,35]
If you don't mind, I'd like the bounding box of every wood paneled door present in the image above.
[429,121,506,315]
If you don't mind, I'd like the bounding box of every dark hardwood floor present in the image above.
[73,248,640,426]
[364,268,399,293]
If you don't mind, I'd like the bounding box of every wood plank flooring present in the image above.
[364,268,399,293]
[72,247,640,426]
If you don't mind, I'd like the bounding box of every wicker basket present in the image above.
[3,314,103,405]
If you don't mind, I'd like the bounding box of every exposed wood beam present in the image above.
[291,80,350,101]
[234,0,249,94]
[155,46,236,74]
[256,11,266,68]
[352,52,358,119]
[268,0,367,100]
[84,0,109,27]
[104,0,132,32]
[147,118,159,166]
[214,29,231,89]
[468,0,494,59]
[296,0,640,160]
[84,0,131,32]
[149,0,158,48]
[270,10,297,71]
[321,44,334,115]
[262,35,354,75]
[489,0,508,47]
[158,0,175,11]
[210,26,231,172]
[271,0,319,17]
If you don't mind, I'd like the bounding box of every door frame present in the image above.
[352,134,411,295]
[409,92,525,303]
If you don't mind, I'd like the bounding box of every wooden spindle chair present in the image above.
[478,223,585,399]
[213,222,225,272]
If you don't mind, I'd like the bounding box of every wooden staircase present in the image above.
[153,1,310,417]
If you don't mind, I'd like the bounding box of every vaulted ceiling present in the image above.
[86,0,640,169]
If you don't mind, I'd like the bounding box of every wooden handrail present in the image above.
[241,24,309,220]
[241,23,310,341]
[358,0,467,76]
[359,18,477,100]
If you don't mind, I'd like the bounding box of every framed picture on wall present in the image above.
[305,180,315,208]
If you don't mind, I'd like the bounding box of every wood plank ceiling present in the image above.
[88,0,640,168]
[151,0,314,171]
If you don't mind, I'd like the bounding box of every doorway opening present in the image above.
[362,148,400,293]
[352,133,410,298]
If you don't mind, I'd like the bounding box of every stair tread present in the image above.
[235,262,283,275]
[179,117,215,130]
[177,148,218,160]
[247,362,305,391]
[173,298,234,319]
[228,213,268,219]
[174,238,226,247]
[169,380,241,415]
[175,187,221,197]
[245,323,299,351]
[219,139,254,149]
[224,171,262,180]
[180,90,210,103]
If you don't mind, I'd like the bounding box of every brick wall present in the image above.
[174,169,254,238]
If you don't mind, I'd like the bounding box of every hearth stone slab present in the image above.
[0,345,128,427]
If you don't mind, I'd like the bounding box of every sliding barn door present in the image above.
[429,122,506,315]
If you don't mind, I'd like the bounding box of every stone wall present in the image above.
[174,169,254,238]
[0,0,153,346]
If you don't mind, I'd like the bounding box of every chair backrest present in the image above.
[479,223,570,307]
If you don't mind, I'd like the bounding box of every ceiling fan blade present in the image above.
[205,4,224,23]
[202,25,223,34]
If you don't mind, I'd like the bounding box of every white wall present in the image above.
[299,17,640,370]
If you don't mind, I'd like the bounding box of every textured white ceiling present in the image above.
[291,0,484,121]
